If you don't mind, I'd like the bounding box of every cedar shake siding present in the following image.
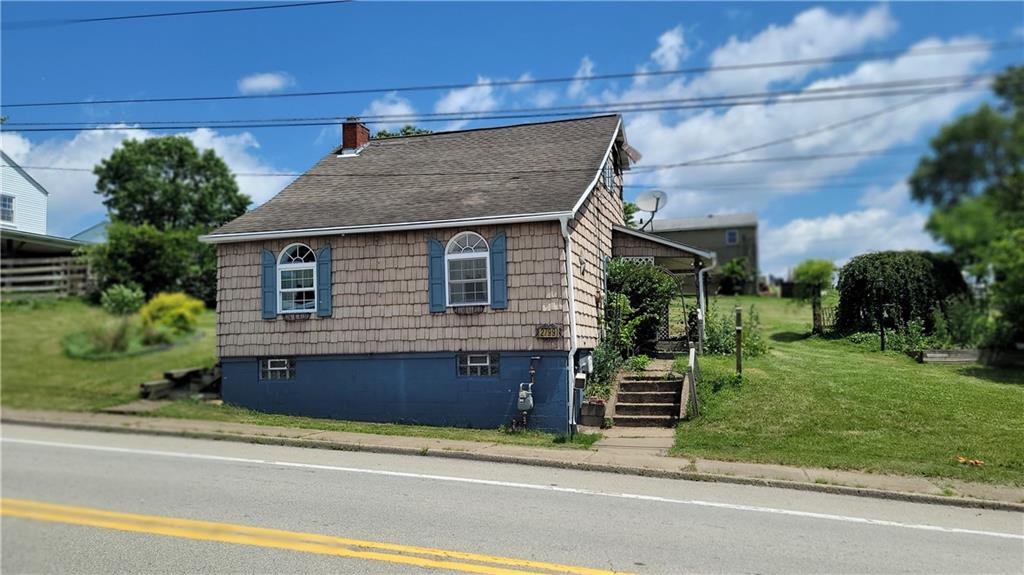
[216,222,570,357]
[568,161,624,350]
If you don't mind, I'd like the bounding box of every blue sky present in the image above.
[2,1,1021,275]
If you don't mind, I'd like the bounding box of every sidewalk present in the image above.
[3,408,1022,511]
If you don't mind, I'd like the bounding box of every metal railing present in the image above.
[679,344,702,419]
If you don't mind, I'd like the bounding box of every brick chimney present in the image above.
[341,118,370,153]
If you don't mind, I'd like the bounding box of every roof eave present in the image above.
[200,211,573,244]
[612,225,716,260]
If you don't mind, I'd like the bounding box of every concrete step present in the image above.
[618,380,682,393]
[615,403,679,416]
[616,391,679,404]
[613,415,678,428]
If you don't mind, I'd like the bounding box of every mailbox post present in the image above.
[735,306,742,375]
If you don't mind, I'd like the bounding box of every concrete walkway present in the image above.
[2,408,1021,511]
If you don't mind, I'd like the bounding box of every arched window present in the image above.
[445,232,489,306]
[278,243,317,313]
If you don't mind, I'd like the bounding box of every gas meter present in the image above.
[517,382,534,412]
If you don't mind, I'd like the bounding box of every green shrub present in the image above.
[945,295,984,347]
[140,292,205,335]
[718,257,752,295]
[835,251,968,334]
[625,354,651,372]
[607,258,677,346]
[80,222,216,307]
[702,301,767,357]
[585,338,621,400]
[100,284,145,317]
[62,317,143,358]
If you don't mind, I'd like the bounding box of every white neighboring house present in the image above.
[1,150,48,236]
[1,151,89,298]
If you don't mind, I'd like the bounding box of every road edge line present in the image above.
[3,416,1022,513]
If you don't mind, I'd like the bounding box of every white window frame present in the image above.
[277,243,317,314]
[725,229,739,246]
[445,232,490,307]
[0,194,13,224]
[260,358,295,380]
[457,353,500,377]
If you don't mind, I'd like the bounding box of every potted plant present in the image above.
[579,398,606,427]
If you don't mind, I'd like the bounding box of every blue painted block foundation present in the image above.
[221,352,571,434]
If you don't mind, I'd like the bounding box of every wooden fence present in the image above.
[0,256,89,299]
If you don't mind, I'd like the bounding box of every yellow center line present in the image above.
[1,498,632,575]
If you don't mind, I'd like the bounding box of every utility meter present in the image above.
[517,382,534,412]
[577,352,595,375]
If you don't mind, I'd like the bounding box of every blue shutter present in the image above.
[316,244,332,317]
[428,239,446,313]
[261,249,276,319]
[490,231,507,310]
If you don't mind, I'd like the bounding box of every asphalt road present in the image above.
[1,424,1021,574]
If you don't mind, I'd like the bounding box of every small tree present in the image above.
[718,257,752,295]
[792,258,834,333]
[623,202,640,228]
[373,125,433,139]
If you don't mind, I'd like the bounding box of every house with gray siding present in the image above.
[202,115,712,433]
[651,213,758,295]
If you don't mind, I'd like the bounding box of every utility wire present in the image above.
[4,74,989,128]
[668,86,954,167]
[1,85,985,133]
[4,40,1015,108]
[3,1,352,29]
[4,147,923,179]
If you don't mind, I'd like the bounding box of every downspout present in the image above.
[697,252,718,353]
[560,216,578,433]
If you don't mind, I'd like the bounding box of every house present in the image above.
[650,213,758,295]
[201,115,713,434]
[1,152,88,298]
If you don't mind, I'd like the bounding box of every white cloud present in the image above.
[237,72,295,95]
[625,34,991,220]
[690,5,897,94]
[651,26,690,71]
[858,181,910,209]
[509,72,533,93]
[362,92,417,132]
[761,206,939,277]
[567,56,594,98]
[532,89,558,108]
[434,76,498,130]
[1,127,288,237]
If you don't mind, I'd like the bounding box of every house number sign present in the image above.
[535,324,563,339]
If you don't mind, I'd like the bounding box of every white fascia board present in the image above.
[612,225,717,260]
[199,211,571,244]
[569,117,623,218]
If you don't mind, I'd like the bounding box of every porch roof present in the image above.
[611,225,715,262]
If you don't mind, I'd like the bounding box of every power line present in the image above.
[1,85,985,133]
[668,87,953,168]
[4,147,924,179]
[4,40,1015,108]
[3,1,351,29]
[4,74,989,128]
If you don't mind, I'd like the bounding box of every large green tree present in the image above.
[909,65,1024,343]
[94,136,250,231]
[792,258,834,334]
[87,137,248,306]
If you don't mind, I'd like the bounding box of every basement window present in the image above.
[457,353,500,377]
[260,358,295,380]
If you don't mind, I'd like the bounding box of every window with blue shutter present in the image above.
[428,239,446,313]
[261,249,277,319]
[316,244,332,317]
[489,231,507,310]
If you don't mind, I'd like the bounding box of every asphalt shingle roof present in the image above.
[210,115,621,236]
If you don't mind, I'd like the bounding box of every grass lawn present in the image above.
[673,295,1024,485]
[0,299,598,450]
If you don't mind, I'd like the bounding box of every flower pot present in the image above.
[579,401,606,427]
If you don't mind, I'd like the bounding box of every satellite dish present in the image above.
[634,189,668,230]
